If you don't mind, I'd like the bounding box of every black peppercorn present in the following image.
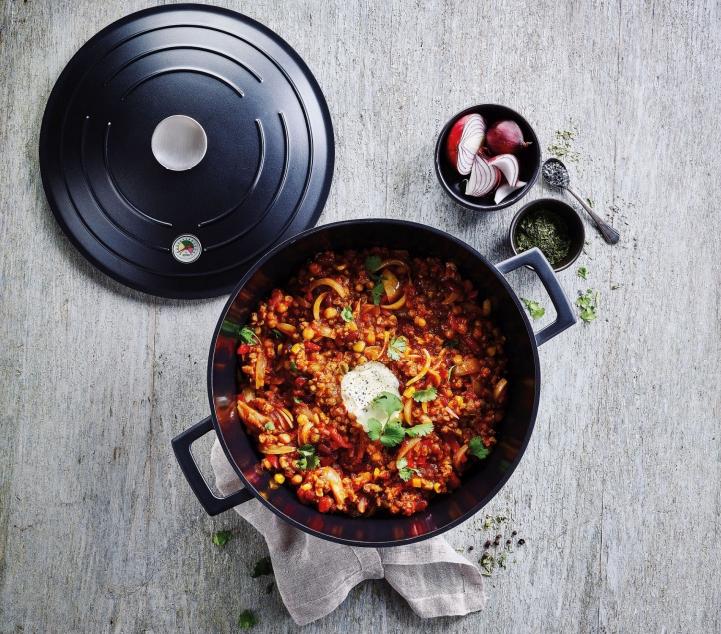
[506,539,511,545]
[511,530,517,536]
[518,538,525,546]
[484,540,491,549]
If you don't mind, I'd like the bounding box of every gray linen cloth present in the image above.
[210,439,486,625]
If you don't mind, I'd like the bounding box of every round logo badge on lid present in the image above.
[172,234,202,263]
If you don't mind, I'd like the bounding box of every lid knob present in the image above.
[151,115,207,171]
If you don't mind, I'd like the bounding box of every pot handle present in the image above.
[172,417,253,516]
[496,247,577,346]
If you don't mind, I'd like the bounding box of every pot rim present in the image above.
[207,218,541,547]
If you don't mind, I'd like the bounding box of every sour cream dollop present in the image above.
[340,361,400,431]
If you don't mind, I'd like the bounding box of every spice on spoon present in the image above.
[515,209,571,267]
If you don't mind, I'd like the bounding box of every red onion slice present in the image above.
[456,114,485,175]
[494,180,526,204]
[487,154,519,186]
[466,155,496,197]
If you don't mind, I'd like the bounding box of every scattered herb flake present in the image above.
[238,610,258,629]
[480,552,495,576]
[412,386,437,402]
[469,436,490,460]
[577,265,589,280]
[239,326,260,345]
[442,338,459,348]
[289,361,299,373]
[497,551,508,569]
[250,556,273,578]
[263,422,275,431]
[211,530,233,547]
[387,336,408,361]
[293,396,303,404]
[521,298,545,320]
[610,283,621,290]
[270,328,284,340]
[341,306,354,322]
[547,128,580,162]
[585,197,594,208]
[576,288,600,323]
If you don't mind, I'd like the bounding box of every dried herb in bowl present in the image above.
[515,209,571,267]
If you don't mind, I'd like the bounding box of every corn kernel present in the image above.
[297,413,310,426]
[302,328,315,340]
[433,482,442,493]
[291,343,302,354]
[352,341,366,353]
[291,474,303,485]
[411,477,422,488]
[414,316,427,328]
[365,331,376,345]
[324,307,338,319]
[273,473,286,484]
[403,386,416,398]
[373,467,381,478]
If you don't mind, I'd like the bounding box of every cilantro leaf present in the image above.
[341,306,354,322]
[576,288,599,323]
[264,422,275,431]
[366,418,383,441]
[270,328,284,340]
[405,422,434,437]
[469,436,490,460]
[412,386,437,402]
[371,281,385,305]
[289,361,299,373]
[387,336,408,361]
[239,326,260,344]
[250,556,273,578]
[211,530,233,547]
[296,444,320,470]
[521,298,545,320]
[238,610,258,629]
[365,255,382,274]
[371,391,403,418]
[396,457,421,482]
[576,265,589,280]
[379,420,406,447]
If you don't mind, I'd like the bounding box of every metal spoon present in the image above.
[542,158,620,244]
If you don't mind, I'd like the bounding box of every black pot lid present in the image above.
[40,4,334,299]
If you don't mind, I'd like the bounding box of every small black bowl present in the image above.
[435,104,541,212]
[509,198,585,272]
